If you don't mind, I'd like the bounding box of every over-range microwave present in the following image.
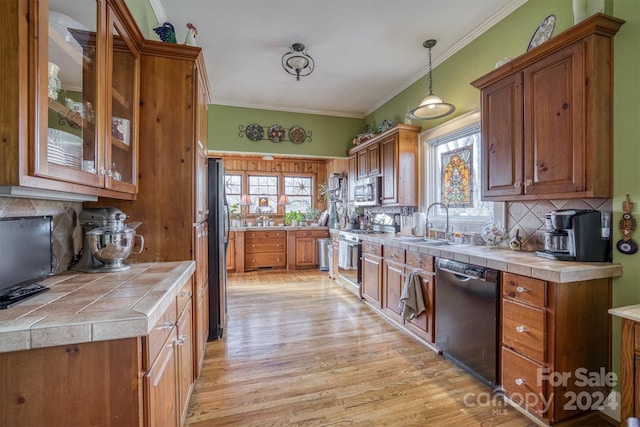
[354,176,381,207]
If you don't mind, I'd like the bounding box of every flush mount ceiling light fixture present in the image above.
[282,43,314,81]
[410,39,455,120]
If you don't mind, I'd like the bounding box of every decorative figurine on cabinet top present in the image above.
[184,23,198,46]
[153,22,177,43]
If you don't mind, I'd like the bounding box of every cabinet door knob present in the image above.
[516,325,527,333]
[161,321,175,329]
[515,378,525,386]
[516,286,527,293]
[180,290,192,297]
[513,181,521,188]
[523,179,532,187]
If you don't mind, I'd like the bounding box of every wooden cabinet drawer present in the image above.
[362,241,382,257]
[246,253,287,269]
[246,231,285,239]
[502,347,546,418]
[297,230,329,238]
[503,273,546,307]
[245,240,286,253]
[383,246,405,263]
[635,324,640,352]
[145,297,178,369]
[176,278,193,317]
[503,298,546,363]
[405,251,433,272]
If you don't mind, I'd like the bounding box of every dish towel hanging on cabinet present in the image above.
[338,240,351,270]
[398,271,426,321]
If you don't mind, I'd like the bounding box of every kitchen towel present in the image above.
[398,271,426,321]
[338,240,351,270]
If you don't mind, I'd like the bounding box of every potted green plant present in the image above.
[229,203,240,227]
[305,207,322,223]
[285,210,304,226]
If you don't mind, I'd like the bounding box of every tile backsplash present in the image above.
[0,197,83,273]
[506,198,612,251]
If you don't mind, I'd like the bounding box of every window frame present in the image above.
[282,173,315,214]
[419,110,505,234]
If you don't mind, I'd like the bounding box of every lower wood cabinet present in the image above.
[293,229,330,269]
[245,230,287,270]
[500,272,611,424]
[361,242,382,308]
[618,318,640,421]
[403,251,435,344]
[382,246,405,324]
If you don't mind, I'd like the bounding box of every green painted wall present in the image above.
[124,0,159,39]
[207,105,363,158]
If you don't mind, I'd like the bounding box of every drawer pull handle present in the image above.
[516,325,527,333]
[516,286,528,293]
[180,290,192,297]
[176,334,188,345]
[161,321,175,329]
[515,378,525,386]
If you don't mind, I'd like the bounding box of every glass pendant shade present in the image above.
[410,93,455,120]
[410,39,455,120]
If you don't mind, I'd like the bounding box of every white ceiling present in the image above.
[155,0,527,118]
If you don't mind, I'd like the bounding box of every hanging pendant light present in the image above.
[282,43,314,81]
[410,39,455,120]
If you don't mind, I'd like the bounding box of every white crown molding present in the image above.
[148,0,167,24]
[363,0,529,117]
[211,100,365,120]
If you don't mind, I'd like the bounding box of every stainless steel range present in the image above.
[336,217,398,298]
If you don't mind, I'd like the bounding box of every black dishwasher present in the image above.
[435,258,500,389]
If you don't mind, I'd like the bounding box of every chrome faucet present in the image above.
[426,202,449,238]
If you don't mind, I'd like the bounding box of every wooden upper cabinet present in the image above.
[0,0,142,199]
[347,124,419,207]
[472,14,623,201]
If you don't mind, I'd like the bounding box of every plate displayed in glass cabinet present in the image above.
[245,124,264,141]
[289,126,307,144]
[268,125,286,143]
[527,14,556,51]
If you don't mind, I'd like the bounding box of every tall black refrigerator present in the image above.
[208,158,229,341]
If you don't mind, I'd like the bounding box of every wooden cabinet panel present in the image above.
[245,253,287,269]
[523,43,585,196]
[367,143,380,176]
[383,246,405,264]
[177,303,194,425]
[194,284,208,379]
[362,241,382,257]
[357,149,369,180]
[295,237,316,266]
[405,252,433,272]
[480,73,523,199]
[362,253,382,308]
[0,339,142,427]
[348,155,357,203]
[145,298,178,368]
[245,241,286,254]
[502,298,546,363]
[502,347,546,418]
[145,330,179,427]
[383,259,404,322]
[502,272,546,307]
[380,136,398,205]
[404,269,435,343]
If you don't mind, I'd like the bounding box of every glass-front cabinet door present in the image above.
[34,0,138,195]
[39,0,101,187]
[106,6,138,193]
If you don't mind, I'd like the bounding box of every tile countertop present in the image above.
[0,261,195,354]
[354,232,623,283]
[609,305,640,322]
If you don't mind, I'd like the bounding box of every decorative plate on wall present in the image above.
[527,14,556,51]
[289,126,307,144]
[245,124,264,141]
[268,125,286,143]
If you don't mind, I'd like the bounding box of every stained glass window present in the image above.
[440,145,473,208]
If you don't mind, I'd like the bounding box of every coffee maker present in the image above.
[536,209,611,262]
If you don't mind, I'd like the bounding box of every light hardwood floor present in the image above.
[185,270,613,427]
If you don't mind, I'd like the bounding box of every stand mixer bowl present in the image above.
[86,226,144,271]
